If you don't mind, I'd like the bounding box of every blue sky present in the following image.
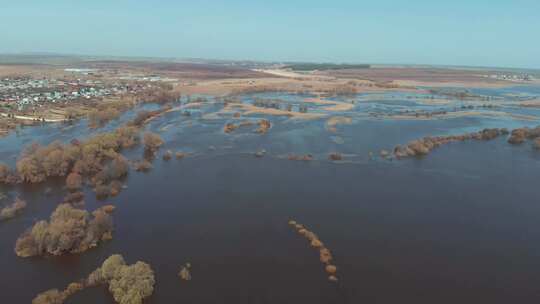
[1,0,539,69]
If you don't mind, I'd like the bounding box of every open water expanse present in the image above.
[2,86,540,303]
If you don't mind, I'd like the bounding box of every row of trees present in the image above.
[139,87,181,104]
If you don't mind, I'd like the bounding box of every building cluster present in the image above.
[485,73,536,81]
[116,74,178,82]
[0,77,151,110]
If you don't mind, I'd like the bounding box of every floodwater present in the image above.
[2,86,540,303]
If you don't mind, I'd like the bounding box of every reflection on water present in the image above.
[1,86,540,303]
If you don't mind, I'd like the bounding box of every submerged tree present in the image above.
[32,289,66,304]
[65,172,83,191]
[0,162,17,184]
[109,259,155,304]
[143,132,164,153]
[0,197,27,221]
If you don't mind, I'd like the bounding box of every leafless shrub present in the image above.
[133,160,153,172]
[143,132,164,153]
[65,172,82,191]
[63,191,85,205]
[0,197,27,221]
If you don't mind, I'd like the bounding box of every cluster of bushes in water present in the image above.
[5,126,138,183]
[0,129,134,199]
[284,152,342,161]
[252,98,310,113]
[392,128,508,159]
[0,197,26,221]
[15,203,115,257]
[223,119,271,134]
[30,218,340,304]
[390,126,540,159]
[0,107,167,199]
[33,254,155,304]
[507,126,540,147]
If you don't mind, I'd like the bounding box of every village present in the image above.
[483,72,537,82]
[0,64,188,137]
[0,75,152,111]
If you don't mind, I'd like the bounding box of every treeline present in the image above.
[322,84,358,96]
[139,87,181,104]
[87,96,137,128]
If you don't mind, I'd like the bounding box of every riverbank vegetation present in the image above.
[507,126,540,145]
[389,126,540,160]
[392,128,509,159]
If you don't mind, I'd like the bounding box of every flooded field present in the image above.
[2,85,540,303]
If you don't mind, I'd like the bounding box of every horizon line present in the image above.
[0,51,539,73]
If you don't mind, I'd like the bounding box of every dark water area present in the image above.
[2,144,540,303]
[2,86,540,303]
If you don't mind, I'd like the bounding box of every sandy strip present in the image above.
[225,104,326,120]
[303,97,355,112]
[520,99,540,108]
[254,69,307,78]
[0,113,65,122]
[322,103,355,111]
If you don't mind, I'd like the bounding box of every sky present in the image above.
[1,0,539,69]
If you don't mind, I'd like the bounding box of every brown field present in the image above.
[319,67,512,88]
[83,61,272,80]
[0,64,73,79]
